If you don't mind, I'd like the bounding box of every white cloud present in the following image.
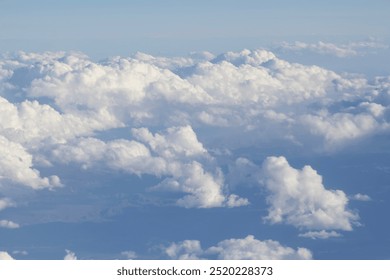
[165,240,203,260]
[280,41,358,57]
[51,126,248,208]
[165,235,312,260]
[64,249,77,260]
[207,235,312,260]
[279,40,388,57]
[121,250,137,260]
[260,156,358,231]
[301,111,384,147]
[0,251,14,260]
[299,230,342,240]
[352,193,372,201]
[0,135,61,189]
[0,220,20,229]
[132,125,207,159]
[0,198,14,211]
[1,47,389,216]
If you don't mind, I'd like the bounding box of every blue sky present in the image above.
[0,1,390,260]
[1,0,389,57]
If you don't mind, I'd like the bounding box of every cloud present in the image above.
[51,126,248,208]
[300,111,385,148]
[64,249,77,260]
[207,235,312,260]
[260,156,358,231]
[0,220,20,229]
[132,125,207,159]
[2,48,389,155]
[279,40,388,57]
[12,250,28,256]
[165,240,203,260]
[1,47,389,218]
[0,198,14,211]
[299,230,342,240]
[352,193,372,201]
[0,251,14,260]
[121,251,137,260]
[164,235,312,260]
[0,135,61,189]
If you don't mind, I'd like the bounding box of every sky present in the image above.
[1,1,390,260]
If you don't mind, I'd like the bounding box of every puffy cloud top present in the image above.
[261,156,358,231]
[165,235,312,260]
[0,48,387,219]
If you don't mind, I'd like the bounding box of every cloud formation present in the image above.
[260,156,358,231]
[165,235,312,260]
[0,134,61,189]
[51,126,248,208]
[1,47,389,219]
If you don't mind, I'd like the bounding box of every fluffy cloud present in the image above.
[165,235,312,260]
[0,220,20,229]
[260,156,358,231]
[207,235,312,260]
[0,135,61,189]
[132,125,207,159]
[1,47,389,215]
[51,126,248,208]
[165,240,203,260]
[2,48,389,154]
[64,249,77,260]
[300,111,386,148]
[0,251,14,260]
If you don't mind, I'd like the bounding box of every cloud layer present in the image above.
[0,46,387,258]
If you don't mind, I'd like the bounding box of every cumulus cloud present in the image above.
[64,249,77,260]
[207,235,312,260]
[260,156,358,231]
[165,240,203,260]
[164,235,312,260]
[0,251,14,260]
[51,126,248,208]
[1,46,389,216]
[0,135,61,189]
[132,125,207,159]
[301,111,385,147]
[0,220,20,229]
